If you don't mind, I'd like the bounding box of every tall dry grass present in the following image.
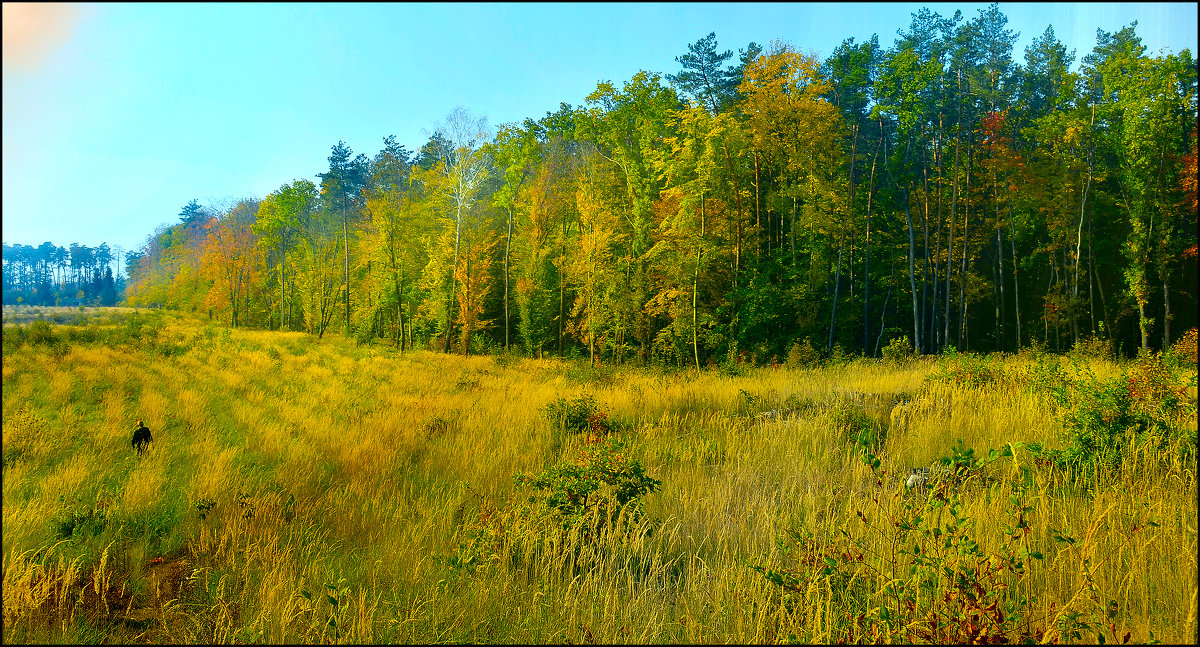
[2,308,1196,643]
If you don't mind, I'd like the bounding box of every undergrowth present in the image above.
[3,310,1196,644]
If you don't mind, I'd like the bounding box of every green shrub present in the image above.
[564,360,618,386]
[124,311,164,344]
[541,394,619,436]
[831,400,885,451]
[927,348,1003,387]
[50,506,107,541]
[1165,327,1197,369]
[491,351,521,369]
[444,439,662,578]
[1036,351,1195,473]
[752,445,1071,644]
[1068,335,1115,363]
[785,338,821,369]
[513,437,661,532]
[27,320,55,345]
[881,335,914,364]
[828,343,852,366]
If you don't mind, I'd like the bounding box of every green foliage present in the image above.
[50,502,107,542]
[490,350,521,369]
[26,319,55,345]
[754,445,1047,644]
[881,335,914,364]
[785,338,821,369]
[1036,351,1196,473]
[828,343,852,366]
[831,400,885,451]
[1165,327,1198,370]
[927,348,1004,388]
[541,394,620,435]
[194,497,216,520]
[564,360,619,386]
[513,437,661,531]
[442,439,662,581]
[1068,335,1116,363]
[3,319,64,353]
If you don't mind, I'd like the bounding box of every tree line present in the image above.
[121,4,1197,363]
[2,241,126,307]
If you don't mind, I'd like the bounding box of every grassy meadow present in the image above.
[2,306,1196,644]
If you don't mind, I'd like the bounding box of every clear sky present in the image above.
[3,2,1196,259]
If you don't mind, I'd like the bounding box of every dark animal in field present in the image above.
[132,419,153,455]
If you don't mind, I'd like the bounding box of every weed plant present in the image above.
[2,307,1196,643]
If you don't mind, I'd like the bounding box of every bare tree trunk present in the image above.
[1093,256,1112,341]
[1163,277,1171,350]
[830,123,857,357]
[395,273,406,353]
[864,118,882,355]
[442,204,462,354]
[959,149,972,349]
[720,144,744,308]
[828,230,844,356]
[1139,300,1149,352]
[945,116,961,348]
[280,244,287,331]
[903,188,921,354]
[922,159,932,354]
[874,260,895,357]
[557,217,566,357]
[932,126,944,353]
[1073,174,1092,343]
[505,205,513,350]
[1043,263,1052,349]
[693,195,705,370]
[754,151,762,260]
[692,257,700,369]
[994,177,1006,351]
[343,200,351,336]
[1011,234,1021,349]
[1088,214,1096,335]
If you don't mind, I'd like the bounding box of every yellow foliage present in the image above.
[1,314,1195,643]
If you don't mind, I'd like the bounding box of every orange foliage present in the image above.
[200,212,261,326]
[1182,124,1198,260]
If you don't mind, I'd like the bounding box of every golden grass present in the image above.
[2,311,1196,643]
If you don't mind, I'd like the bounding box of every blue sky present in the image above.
[3,2,1196,259]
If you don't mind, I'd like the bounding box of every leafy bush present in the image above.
[1019,352,1069,396]
[444,439,662,576]
[564,360,618,386]
[927,348,1004,387]
[828,343,852,366]
[831,400,885,451]
[513,437,661,532]
[491,351,521,369]
[3,319,62,351]
[1037,351,1195,473]
[26,320,55,345]
[51,506,107,541]
[785,338,821,369]
[881,335,914,364]
[755,447,1044,643]
[1166,327,1197,369]
[746,444,1146,644]
[124,312,164,343]
[541,394,619,436]
[1068,335,1115,363]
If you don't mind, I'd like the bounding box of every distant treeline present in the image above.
[1,242,127,307]
[124,4,1196,363]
